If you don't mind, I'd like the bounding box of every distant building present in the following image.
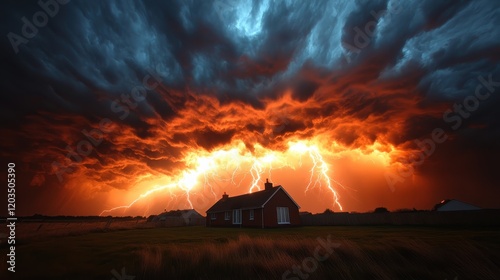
[206,179,301,228]
[433,199,481,211]
[152,209,204,226]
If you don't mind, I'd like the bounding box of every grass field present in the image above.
[2,224,500,279]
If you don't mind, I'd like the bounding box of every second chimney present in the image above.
[222,192,229,200]
[264,178,273,190]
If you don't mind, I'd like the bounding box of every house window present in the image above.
[277,207,290,224]
[225,211,230,220]
[249,209,254,220]
[233,209,242,224]
[210,213,216,220]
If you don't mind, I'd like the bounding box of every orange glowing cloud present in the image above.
[3,65,435,216]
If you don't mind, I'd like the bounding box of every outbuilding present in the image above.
[433,199,481,211]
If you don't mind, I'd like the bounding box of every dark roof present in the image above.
[206,186,297,213]
[432,199,481,211]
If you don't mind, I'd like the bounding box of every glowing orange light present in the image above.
[100,137,402,216]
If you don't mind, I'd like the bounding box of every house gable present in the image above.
[261,186,301,227]
[262,186,300,209]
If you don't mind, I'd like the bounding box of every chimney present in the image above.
[222,192,229,200]
[264,178,273,190]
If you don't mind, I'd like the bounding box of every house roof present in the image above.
[206,185,300,213]
[433,199,481,211]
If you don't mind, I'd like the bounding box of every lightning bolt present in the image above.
[305,146,343,211]
[99,139,346,216]
[99,183,176,216]
[249,160,262,193]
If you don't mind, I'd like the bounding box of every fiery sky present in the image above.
[1,0,500,216]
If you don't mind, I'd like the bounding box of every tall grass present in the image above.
[5,226,499,279]
[137,234,500,280]
[138,235,308,279]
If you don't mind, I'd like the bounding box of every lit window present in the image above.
[225,211,230,220]
[249,209,254,220]
[276,207,290,224]
[233,209,242,224]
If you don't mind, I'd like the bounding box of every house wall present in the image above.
[242,208,263,227]
[262,189,300,227]
[206,209,264,227]
[206,211,232,227]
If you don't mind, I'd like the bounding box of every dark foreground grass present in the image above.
[2,226,499,279]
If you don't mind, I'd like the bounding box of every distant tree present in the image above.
[146,215,157,222]
[323,208,334,214]
[374,207,389,213]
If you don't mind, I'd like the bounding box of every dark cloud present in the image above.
[1,0,500,215]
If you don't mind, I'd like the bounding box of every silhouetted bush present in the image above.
[374,207,389,213]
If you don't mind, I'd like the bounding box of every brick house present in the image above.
[206,179,300,228]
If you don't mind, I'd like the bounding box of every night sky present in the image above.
[1,0,499,216]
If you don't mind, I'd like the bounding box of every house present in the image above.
[433,199,481,211]
[206,179,300,228]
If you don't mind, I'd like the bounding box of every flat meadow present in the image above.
[1,221,499,279]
